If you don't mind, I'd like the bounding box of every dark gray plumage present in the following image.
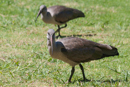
[47,29,119,82]
[36,5,85,37]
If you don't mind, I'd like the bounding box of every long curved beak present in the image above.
[50,36,53,55]
[50,32,56,55]
[35,11,41,22]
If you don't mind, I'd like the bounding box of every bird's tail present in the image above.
[101,46,119,58]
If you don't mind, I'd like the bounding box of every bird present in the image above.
[35,5,85,37]
[47,29,119,82]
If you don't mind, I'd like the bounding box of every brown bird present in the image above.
[35,5,85,37]
[47,29,119,82]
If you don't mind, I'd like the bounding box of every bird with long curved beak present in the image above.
[36,5,85,38]
[47,29,119,82]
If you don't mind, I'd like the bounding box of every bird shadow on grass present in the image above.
[91,79,121,83]
[57,33,96,39]
[70,78,123,84]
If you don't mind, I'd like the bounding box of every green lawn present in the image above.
[0,0,130,86]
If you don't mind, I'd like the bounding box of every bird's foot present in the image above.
[66,80,74,84]
[83,78,91,82]
[67,81,71,83]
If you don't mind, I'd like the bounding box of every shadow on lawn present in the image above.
[56,33,96,39]
[73,78,123,83]
[92,79,121,83]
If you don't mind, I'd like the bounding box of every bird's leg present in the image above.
[55,25,61,38]
[56,24,67,38]
[58,25,61,37]
[79,64,90,81]
[68,67,75,83]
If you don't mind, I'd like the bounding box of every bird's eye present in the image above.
[47,32,50,36]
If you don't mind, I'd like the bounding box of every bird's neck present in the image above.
[41,12,59,25]
[41,11,47,19]
[41,12,52,23]
[48,46,52,56]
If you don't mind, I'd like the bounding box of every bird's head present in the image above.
[47,29,55,55]
[35,5,47,22]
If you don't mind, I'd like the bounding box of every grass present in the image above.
[0,0,130,86]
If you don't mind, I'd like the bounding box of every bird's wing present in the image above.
[61,46,103,63]
[59,37,118,63]
[58,37,105,63]
[48,5,85,23]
